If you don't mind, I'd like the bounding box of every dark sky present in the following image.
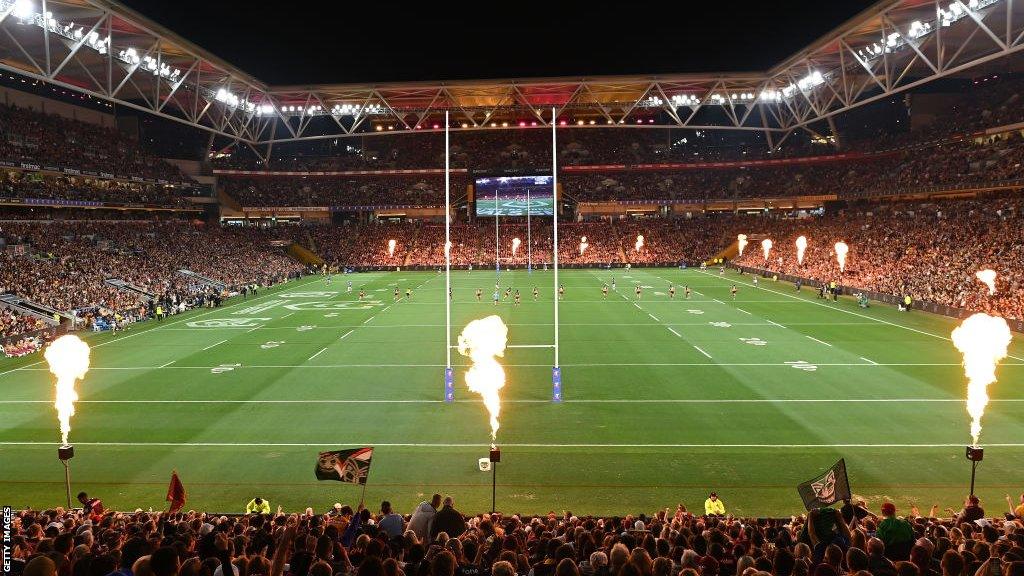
[120,0,875,85]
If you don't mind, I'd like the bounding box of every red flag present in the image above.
[166,471,187,513]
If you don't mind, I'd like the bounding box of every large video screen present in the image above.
[475,175,554,217]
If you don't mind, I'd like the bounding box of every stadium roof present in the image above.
[1,0,1023,151]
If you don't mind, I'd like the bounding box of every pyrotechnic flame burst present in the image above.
[795,236,808,265]
[457,315,508,442]
[976,269,997,295]
[761,238,772,261]
[634,235,644,252]
[511,237,521,257]
[579,236,589,256]
[387,239,396,257]
[951,313,1013,446]
[444,240,452,256]
[737,234,748,257]
[834,241,849,272]
[43,334,91,445]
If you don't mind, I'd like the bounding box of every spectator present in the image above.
[246,497,271,515]
[431,497,466,539]
[705,492,726,516]
[409,494,442,541]
[877,503,915,561]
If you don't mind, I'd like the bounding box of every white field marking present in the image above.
[806,335,833,347]
[4,398,1022,405]
[159,360,175,368]
[446,344,554,349]
[308,347,329,361]
[736,308,752,315]
[4,441,1023,448]
[11,361,1020,371]
[202,339,228,351]
[693,346,713,359]
[767,319,785,328]
[340,330,354,340]
[246,324,263,333]
[861,356,879,365]
[282,312,295,318]
[151,321,878,330]
[648,313,660,322]
[667,327,683,338]
[0,275,324,377]
[698,270,1024,357]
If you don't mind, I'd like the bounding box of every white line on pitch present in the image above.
[14,362,1020,370]
[693,346,713,359]
[767,319,785,328]
[340,330,354,340]
[861,356,879,365]
[308,347,329,361]
[5,398,1022,405]
[713,298,725,304]
[159,360,175,368]
[202,339,227,351]
[648,313,660,322]
[246,324,263,333]
[667,327,682,338]
[5,441,1023,448]
[736,308,752,315]
[806,335,832,347]
[282,312,295,318]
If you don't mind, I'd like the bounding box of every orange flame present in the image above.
[761,238,772,261]
[737,234,748,257]
[44,335,91,445]
[387,239,396,257]
[634,235,644,252]
[976,269,997,295]
[795,236,808,265]
[511,237,521,257]
[579,236,589,256]
[457,316,508,442]
[834,241,849,272]
[951,313,1013,446]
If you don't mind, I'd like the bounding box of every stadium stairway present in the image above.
[104,279,156,302]
[0,293,70,324]
[288,243,324,267]
[611,225,628,263]
[403,227,420,267]
[707,239,741,264]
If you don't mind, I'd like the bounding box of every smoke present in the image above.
[834,241,849,272]
[761,238,772,261]
[795,236,808,265]
[737,234,748,257]
[457,315,508,443]
[634,235,644,252]
[951,313,1013,446]
[511,237,521,257]
[387,239,396,257]
[579,236,589,256]
[43,335,91,445]
[976,269,997,295]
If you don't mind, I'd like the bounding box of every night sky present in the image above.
[120,0,876,85]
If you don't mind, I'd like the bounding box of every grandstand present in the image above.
[2,6,1024,576]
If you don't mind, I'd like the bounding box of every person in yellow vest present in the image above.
[155,305,164,321]
[704,492,725,516]
[245,496,270,515]
[53,312,60,325]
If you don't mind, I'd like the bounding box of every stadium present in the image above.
[1,1,1024,576]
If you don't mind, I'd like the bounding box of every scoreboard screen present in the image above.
[475,175,554,217]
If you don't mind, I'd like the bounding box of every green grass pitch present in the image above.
[1,268,1022,517]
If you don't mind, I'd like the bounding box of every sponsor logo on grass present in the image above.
[284,301,382,311]
[740,337,768,346]
[188,318,270,328]
[785,360,818,371]
[709,322,731,328]
[260,341,285,349]
[686,309,704,315]
[231,300,284,315]
[211,363,241,374]
[280,291,338,298]
[296,325,315,332]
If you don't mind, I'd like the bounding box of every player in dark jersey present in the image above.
[730,285,738,299]
[476,288,482,301]
[514,290,521,306]
[532,286,539,301]
[685,285,692,299]
[394,287,400,302]
[558,284,565,300]
[448,287,452,301]
[635,284,642,299]
[504,287,512,300]
[669,284,676,299]
[358,289,365,301]
[602,284,609,299]
[405,288,412,299]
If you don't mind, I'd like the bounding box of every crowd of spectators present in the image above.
[0,170,197,207]
[731,195,1024,321]
[0,103,191,182]
[222,175,468,208]
[6,492,1024,576]
[0,221,305,341]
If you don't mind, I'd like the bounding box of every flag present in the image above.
[166,471,186,513]
[797,458,851,510]
[315,447,373,484]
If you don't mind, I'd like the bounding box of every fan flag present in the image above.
[166,471,187,513]
[796,458,851,510]
[315,447,374,484]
